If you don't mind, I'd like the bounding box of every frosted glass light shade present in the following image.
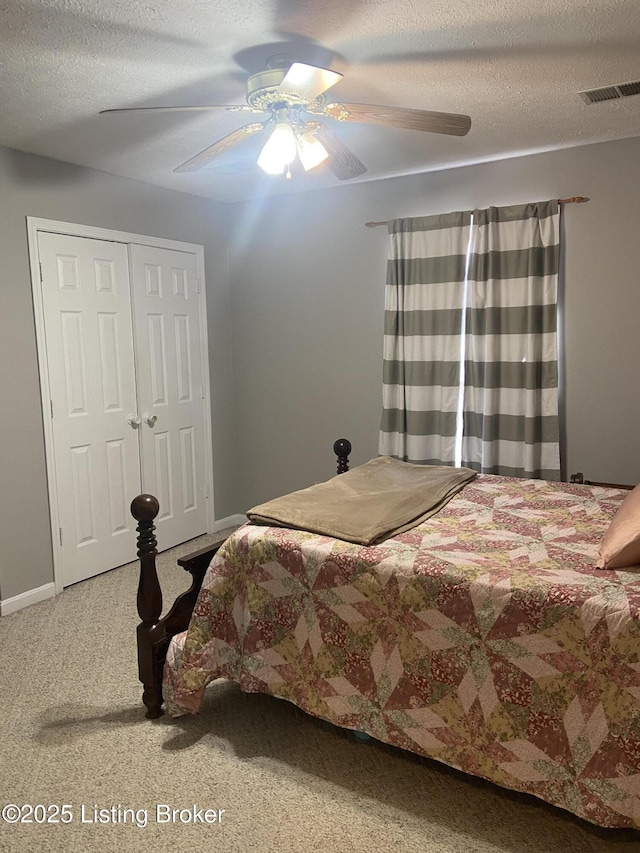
[257,123,297,174]
[296,131,329,171]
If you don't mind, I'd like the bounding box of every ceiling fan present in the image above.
[100,57,471,181]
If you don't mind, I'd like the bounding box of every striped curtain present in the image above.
[379,200,561,479]
[379,212,472,463]
[461,200,561,479]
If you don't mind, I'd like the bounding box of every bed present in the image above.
[130,441,640,830]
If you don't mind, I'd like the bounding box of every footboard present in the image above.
[130,438,352,718]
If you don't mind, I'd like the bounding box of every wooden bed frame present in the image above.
[130,442,630,720]
[569,472,634,490]
[130,438,352,719]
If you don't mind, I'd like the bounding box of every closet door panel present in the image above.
[130,244,207,550]
[38,232,141,586]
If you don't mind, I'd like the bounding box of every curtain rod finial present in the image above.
[559,196,589,204]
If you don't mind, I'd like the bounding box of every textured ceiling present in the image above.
[2,0,639,202]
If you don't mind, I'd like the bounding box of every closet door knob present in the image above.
[127,414,141,428]
[143,413,157,427]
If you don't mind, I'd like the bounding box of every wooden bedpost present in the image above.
[129,441,354,718]
[131,494,165,719]
[334,438,352,474]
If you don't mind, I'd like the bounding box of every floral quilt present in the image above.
[164,475,640,829]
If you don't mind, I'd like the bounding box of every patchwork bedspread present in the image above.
[164,475,640,829]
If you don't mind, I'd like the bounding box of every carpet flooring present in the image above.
[1,533,639,853]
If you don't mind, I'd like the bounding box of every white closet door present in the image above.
[129,244,208,550]
[38,233,141,586]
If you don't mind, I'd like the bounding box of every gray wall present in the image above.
[228,137,640,509]
[3,136,639,605]
[0,146,238,601]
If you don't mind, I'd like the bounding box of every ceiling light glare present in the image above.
[257,123,297,174]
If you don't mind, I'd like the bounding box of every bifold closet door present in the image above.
[38,232,142,586]
[129,244,208,550]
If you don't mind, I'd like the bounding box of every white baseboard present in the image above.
[1,518,246,617]
[1,582,56,617]
[211,514,247,533]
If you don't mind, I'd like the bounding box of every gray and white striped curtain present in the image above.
[379,212,471,463]
[461,201,560,479]
[379,200,561,479]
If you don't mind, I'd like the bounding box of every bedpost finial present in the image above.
[333,438,352,474]
[333,438,352,457]
[130,494,160,522]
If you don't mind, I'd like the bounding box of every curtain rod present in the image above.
[363,196,589,228]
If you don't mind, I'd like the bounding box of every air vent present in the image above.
[618,80,640,97]
[579,80,640,104]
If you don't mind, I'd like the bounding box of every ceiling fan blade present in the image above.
[278,62,343,102]
[321,102,471,136]
[312,123,367,181]
[174,122,268,173]
[100,105,259,115]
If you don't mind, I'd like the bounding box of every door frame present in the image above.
[27,217,216,595]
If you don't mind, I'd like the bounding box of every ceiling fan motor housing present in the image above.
[246,69,326,111]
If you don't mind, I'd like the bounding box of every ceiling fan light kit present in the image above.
[101,59,471,182]
[256,109,330,177]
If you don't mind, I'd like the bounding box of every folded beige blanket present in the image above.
[246,456,477,545]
